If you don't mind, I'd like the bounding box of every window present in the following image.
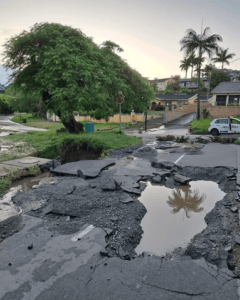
[215,120,220,124]
[228,95,239,104]
[216,95,226,106]
[220,119,228,124]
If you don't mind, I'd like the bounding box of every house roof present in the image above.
[155,94,196,101]
[211,82,240,94]
[194,96,212,101]
[179,77,208,82]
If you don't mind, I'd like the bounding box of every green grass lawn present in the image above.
[11,114,46,123]
[3,126,142,160]
[147,110,165,115]
[190,118,214,134]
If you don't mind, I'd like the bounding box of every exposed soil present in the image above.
[59,143,103,164]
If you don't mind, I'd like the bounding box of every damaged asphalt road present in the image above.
[2,139,240,299]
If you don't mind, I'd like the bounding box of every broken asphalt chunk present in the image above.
[51,157,117,178]
[173,173,191,184]
[151,161,175,170]
[151,175,162,183]
[235,235,240,244]
[110,216,119,221]
[165,177,175,189]
[101,180,116,191]
[230,206,238,212]
[120,194,134,204]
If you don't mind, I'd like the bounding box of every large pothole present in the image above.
[59,143,103,164]
[135,180,225,256]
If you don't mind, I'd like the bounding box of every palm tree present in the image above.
[201,63,216,100]
[180,27,222,119]
[180,57,190,78]
[211,48,236,70]
[167,188,206,219]
[187,52,196,78]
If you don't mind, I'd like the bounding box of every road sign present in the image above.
[116,92,124,104]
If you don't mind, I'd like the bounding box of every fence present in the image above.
[46,111,162,124]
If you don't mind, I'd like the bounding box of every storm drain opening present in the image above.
[135,180,226,257]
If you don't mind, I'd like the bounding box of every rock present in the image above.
[103,228,113,235]
[126,156,134,160]
[102,180,116,191]
[151,161,175,170]
[142,251,155,257]
[118,246,129,259]
[151,175,162,183]
[230,206,238,212]
[173,173,191,184]
[110,216,119,221]
[100,250,109,257]
[235,235,240,244]
[66,216,70,221]
[218,250,228,260]
[141,176,148,181]
[169,150,176,153]
[28,243,33,250]
[165,177,175,189]
[153,170,171,178]
[126,149,133,153]
[224,246,232,252]
[120,194,134,204]
[77,170,86,179]
[138,146,152,152]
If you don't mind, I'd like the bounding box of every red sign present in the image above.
[116,93,124,104]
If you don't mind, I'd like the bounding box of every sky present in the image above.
[0,0,240,85]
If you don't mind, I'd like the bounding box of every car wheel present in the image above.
[211,129,219,136]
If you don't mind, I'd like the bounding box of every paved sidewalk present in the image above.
[0,115,48,135]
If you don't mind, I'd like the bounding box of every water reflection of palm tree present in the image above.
[167,188,206,218]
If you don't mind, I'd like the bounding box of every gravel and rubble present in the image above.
[2,140,240,276]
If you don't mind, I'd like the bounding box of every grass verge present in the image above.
[190,118,214,134]
[0,165,41,194]
[11,114,46,123]
[3,128,142,160]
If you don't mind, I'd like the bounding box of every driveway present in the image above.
[0,115,48,135]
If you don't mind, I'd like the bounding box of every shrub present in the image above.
[202,108,211,118]
[155,104,165,111]
[0,94,13,114]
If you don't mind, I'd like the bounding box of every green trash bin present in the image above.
[85,122,94,133]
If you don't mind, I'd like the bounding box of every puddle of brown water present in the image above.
[135,180,225,257]
[11,172,53,191]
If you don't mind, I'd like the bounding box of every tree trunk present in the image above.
[197,48,201,120]
[42,91,83,133]
[62,116,83,133]
[185,69,187,78]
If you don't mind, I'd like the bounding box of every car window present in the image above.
[231,119,240,124]
[215,120,219,124]
[221,119,228,124]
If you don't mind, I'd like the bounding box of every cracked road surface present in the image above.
[1,140,240,298]
[0,215,239,300]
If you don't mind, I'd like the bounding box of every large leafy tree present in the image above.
[210,70,231,91]
[1,22,154,132]
[180,27,222,119]
[211,48,235,70]
[200,63,216,99]
[179,57,190,78]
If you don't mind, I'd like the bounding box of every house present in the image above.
[0,84,5,93]
[179,77,210,90]
[147,78,172,91]
[211,82,240,106]
[152,94,197,111]
[189,96,213,105]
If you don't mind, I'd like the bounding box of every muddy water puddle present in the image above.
[11,172,53,191]
[135,180,225,257]
[0,172,55,222]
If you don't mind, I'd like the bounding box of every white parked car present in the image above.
[208,117,240,136]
